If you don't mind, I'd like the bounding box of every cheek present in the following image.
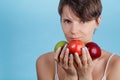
[86,29,94,37]
[86,24,96,34]
[62,24,66,32]
[83,25,95,39]
[62,24,70,33]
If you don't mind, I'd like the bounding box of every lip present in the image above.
[66,36,83,42]
[70,37,81,40]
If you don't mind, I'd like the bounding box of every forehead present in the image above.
[61,5,81,21]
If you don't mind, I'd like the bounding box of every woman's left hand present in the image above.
[74,47,98,80]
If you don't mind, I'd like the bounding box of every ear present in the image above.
[96,16,102,26]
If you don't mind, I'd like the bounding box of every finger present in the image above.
[74,52,82,67]
[68,54,74,67]
[54,47,62,62]
[63,48,69,66]
[60,44,67,63]
[81,47,88,67]
[85,47,92,65]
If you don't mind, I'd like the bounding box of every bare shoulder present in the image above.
[111,54,120,67]
[108,54,120,80]
[36,52,54,64]
[36,52,55,80]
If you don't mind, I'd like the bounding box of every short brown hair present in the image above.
[58,0,102,22]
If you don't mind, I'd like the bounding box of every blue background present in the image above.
[0,0,120,80]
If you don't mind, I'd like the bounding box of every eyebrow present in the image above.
[61,17,71,20]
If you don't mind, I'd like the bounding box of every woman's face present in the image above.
[61,5,101,44]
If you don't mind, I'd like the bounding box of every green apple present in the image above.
[54,41,68,52]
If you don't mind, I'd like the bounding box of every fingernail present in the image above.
[70,54,73,58]
[82,47,86,52]
[57,47,61,51]
[84,47,87,50]
[66,48,69,53]
[75,52,78,56]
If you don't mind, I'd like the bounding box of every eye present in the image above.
[63,19,71,24]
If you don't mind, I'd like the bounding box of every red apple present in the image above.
[86,42,101,59]
[67,40,85,55]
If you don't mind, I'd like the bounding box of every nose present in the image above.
[70,22,79,34]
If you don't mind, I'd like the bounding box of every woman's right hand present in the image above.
[54,44,78,80]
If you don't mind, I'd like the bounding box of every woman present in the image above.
[36,0,120,80]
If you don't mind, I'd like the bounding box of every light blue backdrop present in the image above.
[0,0,120,80]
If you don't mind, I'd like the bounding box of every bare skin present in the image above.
[36,50,120,80]
[36,5,120,80]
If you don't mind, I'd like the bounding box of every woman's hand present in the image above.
[54,45,78,80]
[74,47,98,80]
